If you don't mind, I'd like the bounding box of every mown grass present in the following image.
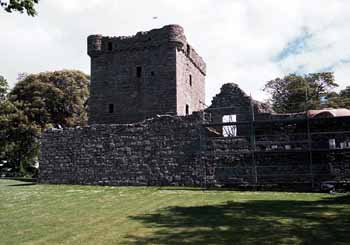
[0,179,349,245]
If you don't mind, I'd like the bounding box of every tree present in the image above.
[336,86,350,109]
[0,0,39,16]
[263,72,339,113]
[0,75,8,102]
[0,100,39,175]
[9,70,90,129]
[0,70,89,176]
[340,86,350,98]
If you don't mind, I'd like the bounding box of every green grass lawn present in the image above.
[0,179,349,245]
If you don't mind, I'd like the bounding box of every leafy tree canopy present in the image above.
[263,72,339,113]
[9,70,90,129]
[0,0,39,16]
[1,70,89,176]
[0,75,9,102]
[333,86,350,109]
[0,100,39,174]
[340,86,350,98]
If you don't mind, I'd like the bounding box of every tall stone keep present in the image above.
[87,25,206,124]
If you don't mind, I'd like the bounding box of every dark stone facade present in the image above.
[39,115,210,186]
[87,25,206,124]
[200,84,350,189]
[39,111,350,190]
[206,83,273,136]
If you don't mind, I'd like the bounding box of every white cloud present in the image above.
[0,0,350,104]
[334,62,350,89]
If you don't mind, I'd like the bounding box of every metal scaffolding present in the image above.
[201,103,350,190]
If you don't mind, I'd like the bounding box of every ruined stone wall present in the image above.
[203,116,350,189]
[207,83,253,121]
[206,83,259,136]
[39,115,212,186]
[39,115,350,190]
[88,25,206,124]
[200,144,350,191]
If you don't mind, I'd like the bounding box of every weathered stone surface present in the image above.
[39,115,210,186]
[87,25,206,124]
[39,112,350,189]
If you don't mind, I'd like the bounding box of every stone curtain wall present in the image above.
[39,115,210,186]
[39,114,350,189]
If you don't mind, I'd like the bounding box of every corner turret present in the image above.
[87,35,102,57]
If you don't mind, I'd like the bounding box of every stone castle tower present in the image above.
[87,25,206,124]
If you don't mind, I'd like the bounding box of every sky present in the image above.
[1,0,350,103]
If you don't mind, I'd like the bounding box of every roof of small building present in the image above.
[307,108,350,118]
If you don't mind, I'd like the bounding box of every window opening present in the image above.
[186,104,189,115]
[108,42,113,51]
[136,66,142,78]
[108,104,114,113]
[223,114,237,137]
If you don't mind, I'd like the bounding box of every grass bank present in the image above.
[0,179,349,244]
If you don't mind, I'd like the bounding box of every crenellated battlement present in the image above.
[87,25,206,75]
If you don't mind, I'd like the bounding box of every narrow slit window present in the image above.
[108,104,114,113]
[186,104,189,115]
[108,42,113,51]
[136,66,142,78]
[187,44,191,55]
[189,74,192,86]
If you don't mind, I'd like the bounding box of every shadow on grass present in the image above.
[0,177,36,183]
[7,182,37,187]
[158,186,320,193]
[126,195,350,245]
[0,178,37,187]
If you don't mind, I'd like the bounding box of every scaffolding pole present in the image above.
[250,95,258,186]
